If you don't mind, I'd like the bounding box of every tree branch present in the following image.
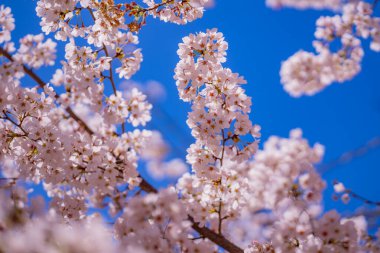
[346,189,380,206]
[189,216,244,253]
[373,0,379,9]
[0,47,95,135]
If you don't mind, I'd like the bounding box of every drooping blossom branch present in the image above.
[280,1,380,97]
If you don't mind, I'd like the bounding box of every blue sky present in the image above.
[4,0,380,221]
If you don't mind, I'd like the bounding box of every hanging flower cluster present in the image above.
[280,1,380,96]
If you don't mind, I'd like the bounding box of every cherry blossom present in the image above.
[0,188,121,253]
[0,5,14,43]
[280,1,380,96]
[142,0,211,24]
[115,187,218,253]
[175,28,260,181]
[14,34,57,69]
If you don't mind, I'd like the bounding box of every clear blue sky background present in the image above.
[4,0,380,223]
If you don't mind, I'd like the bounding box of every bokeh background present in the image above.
[4,0,380,227]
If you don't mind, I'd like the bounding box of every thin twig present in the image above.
[218,198,223,235]
[346,190,380,206]
[373,0,379,9]
[88,8,125,134]
[319,136,380,174]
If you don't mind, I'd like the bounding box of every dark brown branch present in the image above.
[346,190,380,206]
[140,177,243,252]
[189,216,244,253]
[139,178,158,193]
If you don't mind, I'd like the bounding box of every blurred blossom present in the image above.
[204,0,216,8]
[121,80,167,103]
[141,131,188,179]
[145,80,167,102]
[140,131,169,161]
[147,159,188,179]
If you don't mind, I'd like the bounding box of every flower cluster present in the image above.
[225,130,325,249]
[116,48,143,80]
[259,208,363,252]
[0,188,121,253]
[115,188,217,253]
[1,217,118,253]
[36,0,209,41]
[281,1,380,96]
[103,88,152,126]
[247,129,325,210]
[0,5,14,44]
[143,0,210,24]
[141,131,188,179]
[14,34,57,69]
[173,29,263,239]
[177,158,252,231]
[0,3,155,220]
[0,70,151,217]
[226,130,380,253]
[52,34,142,110]
[175,29,260,180]
[333,181,352,203]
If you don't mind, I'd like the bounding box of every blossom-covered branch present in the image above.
[1,1,379,253]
